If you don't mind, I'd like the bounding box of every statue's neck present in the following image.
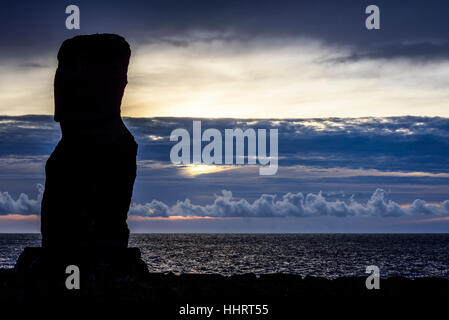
[60,117,130,141]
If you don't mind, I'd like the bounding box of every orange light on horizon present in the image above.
[400,202,441,209]
[0,214,237,223]
[0,214,40,221]
[128,215,237,221]
[407,216,449,224]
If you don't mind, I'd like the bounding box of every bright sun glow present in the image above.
[181,164,236,176]
[2,36,449,118]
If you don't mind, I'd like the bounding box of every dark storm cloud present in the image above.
[2,116,449,217]
[276,117,449,173]
[327,42,449,63]
[130,116,449,173]
[0,116,60,156]
[1,0,449,60]
[2,115,449,173]
[17,62,48,69]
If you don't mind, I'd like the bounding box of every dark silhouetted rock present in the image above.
[15,34,148,288]
[2,269,449,308]
[14,247,148,294]
[42,33,136,249]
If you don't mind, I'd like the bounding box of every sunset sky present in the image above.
[2,0,449,118]
[1,0,449,232]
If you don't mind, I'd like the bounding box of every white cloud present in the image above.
[0,184,43,215]
[129,188,449,218]
[2,184,448,219]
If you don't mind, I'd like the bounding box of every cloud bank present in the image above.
[0,184,43,215]
[3,115,449,173]
[129,189,449,218]
[2,183,449,219]
[2,116,449,218]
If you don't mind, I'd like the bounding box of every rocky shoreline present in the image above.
[2,268,448,301]
[2,267,447,317]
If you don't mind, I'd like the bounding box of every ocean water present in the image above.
[1,233,449,278]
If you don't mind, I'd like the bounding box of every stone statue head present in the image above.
[54,34,131,124]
